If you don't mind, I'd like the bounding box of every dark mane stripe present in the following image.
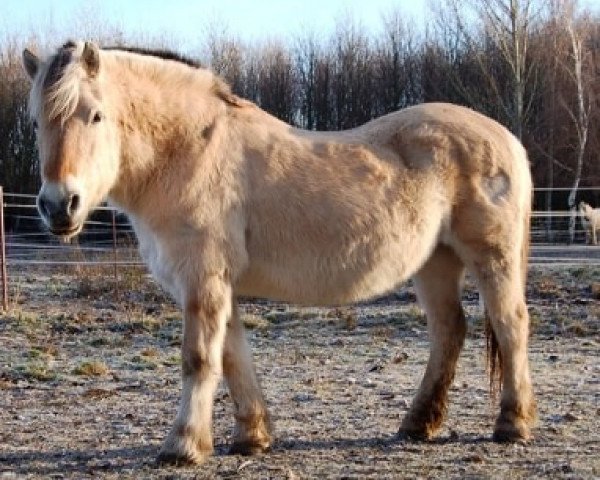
[103,46,202,69]
[43,42,77,88]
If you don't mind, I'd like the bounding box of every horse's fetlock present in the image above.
[158,422,214,465]
[232,408,273,454]
[399,410,443,441]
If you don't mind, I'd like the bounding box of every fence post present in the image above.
[112,209,118,295]
[0,186,8,311]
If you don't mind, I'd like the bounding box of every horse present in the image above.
[579,201,600,245]
[22,40,536,465]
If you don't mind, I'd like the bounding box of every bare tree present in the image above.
[437,0,546,139]
[562,13,592,243]
[295,31,321,129]
[205,28,246,95]
[257,43,297,124]
[331,16,375,129]
[373,9,421,115]
[0,37,38,194]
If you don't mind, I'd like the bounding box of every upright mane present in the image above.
[102,45,202,69]
[28,41,243,125]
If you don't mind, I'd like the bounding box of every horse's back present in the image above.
[237,103,530,305]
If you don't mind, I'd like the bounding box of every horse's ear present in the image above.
[22,49,39,80]
[82,41,100,77]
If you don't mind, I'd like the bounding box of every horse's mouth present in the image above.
[49,223,83,240]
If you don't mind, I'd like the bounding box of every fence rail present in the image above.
[1,188,599,310]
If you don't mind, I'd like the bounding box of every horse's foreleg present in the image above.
[158,275,231,465]
[223,301,272,455]
[399,245,466,440]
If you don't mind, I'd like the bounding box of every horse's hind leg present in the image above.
[468,252,536,442]
[223,300,272,455]
[399,245,466,440]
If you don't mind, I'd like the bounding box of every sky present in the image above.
[2,0,430,51]
[2,0,599,54]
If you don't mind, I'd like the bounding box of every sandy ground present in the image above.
[0,265,599,479]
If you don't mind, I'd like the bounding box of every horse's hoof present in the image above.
[398,415,439,442]
[493,431,532,444]
[156,451,194,466]
[229,440,271,456]
[156,448,211,466]
[493,419,532,444]
[157,436,213,466]
[397,427,431,442]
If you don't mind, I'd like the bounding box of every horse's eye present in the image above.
[33,120,38,130]
[92,112,102,124]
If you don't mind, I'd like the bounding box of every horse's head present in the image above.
[22,41,120,239]
[579,201,591,216]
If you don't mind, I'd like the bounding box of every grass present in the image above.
[565,320,590,337]
[140,347,160,357]
[73,360,110,377]
[6,310,48,337]
[162,353,181,366]
[14,361,58,382]
[529,310,542,332]
[88,337,111,347]
[242,313,270,330]
[26,345,58,359]
[129,355,159,371]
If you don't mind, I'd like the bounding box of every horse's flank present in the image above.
[24,42,535,464]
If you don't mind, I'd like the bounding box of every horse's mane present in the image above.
[102,45,202,69]
[29,41,240,124]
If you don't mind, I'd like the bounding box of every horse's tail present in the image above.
[485,310,502,397]
[485,185,531,397]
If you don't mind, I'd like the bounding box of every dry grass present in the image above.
[241,313,270,330]
[72,360,110,377]
[14,361,57,382]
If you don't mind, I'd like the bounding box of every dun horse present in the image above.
[23,41,536,464]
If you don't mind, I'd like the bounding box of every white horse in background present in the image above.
[579,202,600,245]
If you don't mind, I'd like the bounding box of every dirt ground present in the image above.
[0,265,598,479]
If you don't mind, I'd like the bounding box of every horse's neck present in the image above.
[109,65,225,212]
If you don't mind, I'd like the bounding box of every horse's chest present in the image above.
[134,227,181,302]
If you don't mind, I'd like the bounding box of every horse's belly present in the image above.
[236,232,437,305]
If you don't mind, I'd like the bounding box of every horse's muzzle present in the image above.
[37,190,83,237]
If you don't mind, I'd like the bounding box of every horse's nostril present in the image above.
[68,194,80,216]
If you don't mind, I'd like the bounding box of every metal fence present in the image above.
[1,187,599,310]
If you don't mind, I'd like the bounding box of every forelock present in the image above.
[29,41,85,124]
